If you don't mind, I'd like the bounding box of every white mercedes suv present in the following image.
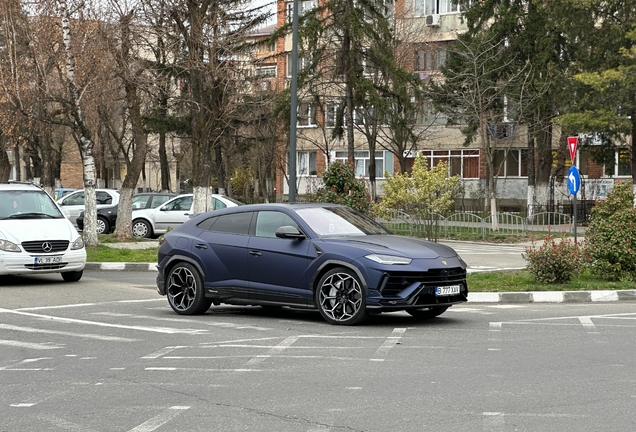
[0,182,86,281]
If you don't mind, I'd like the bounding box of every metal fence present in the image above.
[375,210,573,240]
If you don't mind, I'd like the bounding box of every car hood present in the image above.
[0,218,79,243]
[325,235,459,259]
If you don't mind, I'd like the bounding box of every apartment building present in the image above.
[272,0,632,209]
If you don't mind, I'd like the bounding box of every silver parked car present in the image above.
[131,193,242,238]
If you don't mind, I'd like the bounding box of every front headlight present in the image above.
[71,237,85,250]
[0,239,21,252]
[364,254,412,265]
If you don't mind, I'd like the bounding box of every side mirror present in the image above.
[275,225,306,239]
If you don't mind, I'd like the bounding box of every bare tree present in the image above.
[430,34,532,230]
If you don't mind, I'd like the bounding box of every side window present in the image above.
[212,198,227,210]
[152,195,172,208]
[209,212,253,235]
[255,211,299,238]
[63,192,84,206]
[132,195,147,209]
[165,196,193,211]
[196,216,218,231]
[96,192,113,205]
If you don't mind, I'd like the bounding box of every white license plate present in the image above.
[34,256,62,265]
[435,285,461,296]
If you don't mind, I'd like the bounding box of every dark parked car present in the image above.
[76,205,117,234]
[156,203,468,325]
[77,192,176,234]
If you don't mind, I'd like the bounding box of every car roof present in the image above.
[0,182,46,191]
[134,192,176,196]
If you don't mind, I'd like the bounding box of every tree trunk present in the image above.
[60,0,98,246]
[526,124,536,219]
[113,12,149,240]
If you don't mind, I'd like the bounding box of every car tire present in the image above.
[61,270,83,282]
[97,216,110,234]
[166,262,211,315]
[407,306,449,320]
[132,219,152,238]
[315,267,367,326]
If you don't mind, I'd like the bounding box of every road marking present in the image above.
[578,316,597,330]
[0,339,61,350]
[93,312,272,331]
[483,412,504,431]
[246,336,298,365]
[0,324,138,342]
[371,328,406,361]
[142,346,185,359]
[146,367,262,372]
[127,406,190,432]
[10,403,36,407]
[1,357,54,371]
[0,308,207,335]
[16,303,96,311]
[40,415,101,431]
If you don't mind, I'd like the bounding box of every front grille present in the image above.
[380,267,467,296]
[24,263,68,270]
[22,240,70,254]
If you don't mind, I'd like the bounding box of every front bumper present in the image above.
[0,249,86,276]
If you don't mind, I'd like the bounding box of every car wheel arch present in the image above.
[310,260,368,295]
[162,255,205,284]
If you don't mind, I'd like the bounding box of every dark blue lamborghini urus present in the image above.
[156,203,468,325]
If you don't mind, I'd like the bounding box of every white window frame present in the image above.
[297,101,317,127]
[332,150,394,178]
[418,149,481,179]
[414,0,461,17]
[286,0,318,22]
[255,65,276,78]
[297,151,317,176]
[287,53,310,77]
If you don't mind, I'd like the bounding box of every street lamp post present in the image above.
[287,0,299,203]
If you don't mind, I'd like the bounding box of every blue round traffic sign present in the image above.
[567,166,581,195]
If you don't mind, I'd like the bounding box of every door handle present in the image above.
[249,250,262,256]
[195,244,208,249]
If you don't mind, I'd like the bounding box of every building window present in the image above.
[297,151,317,176]
[414,44,448,72]
[414,0,460,17]
[287,53,310,77]
[297,102,317,127]
[604,148,631,177]
[286,0,318,22]
[415,101,447,125]
[333,151,394,178]
[419,149,480,178]
[493,149,528,177]
[325,101,341,128]
[255,66,276,78]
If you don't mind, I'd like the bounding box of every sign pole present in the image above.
[567,136,579,243]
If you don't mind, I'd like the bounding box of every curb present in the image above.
[85,262,636,304]
[468,290,636,303]
[84,262,157,272]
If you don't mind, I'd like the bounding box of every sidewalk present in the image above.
[89,239,636,304]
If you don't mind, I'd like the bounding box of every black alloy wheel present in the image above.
[166,262,211,315]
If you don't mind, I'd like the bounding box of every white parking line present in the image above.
[127,406,190,432]
[0,308,207,335]
[483,412,505,431]
[0,339,61,350]
[41,415,100,432]
[0,324,138,342]
[371,328,406,361]
[246,336,299,365]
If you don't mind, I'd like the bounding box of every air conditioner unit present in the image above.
[425,14,440,27]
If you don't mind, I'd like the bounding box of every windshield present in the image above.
[296,206,390,237]
[0,190,64,220]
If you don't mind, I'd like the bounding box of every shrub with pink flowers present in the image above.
[522,233,585,284]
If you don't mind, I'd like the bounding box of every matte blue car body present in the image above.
[156,203,468,317]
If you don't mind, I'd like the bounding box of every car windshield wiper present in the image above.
[6,213,59,219]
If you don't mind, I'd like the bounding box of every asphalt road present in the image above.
[1,271,635,432]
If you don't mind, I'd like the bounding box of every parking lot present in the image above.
[1,271,635,431]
